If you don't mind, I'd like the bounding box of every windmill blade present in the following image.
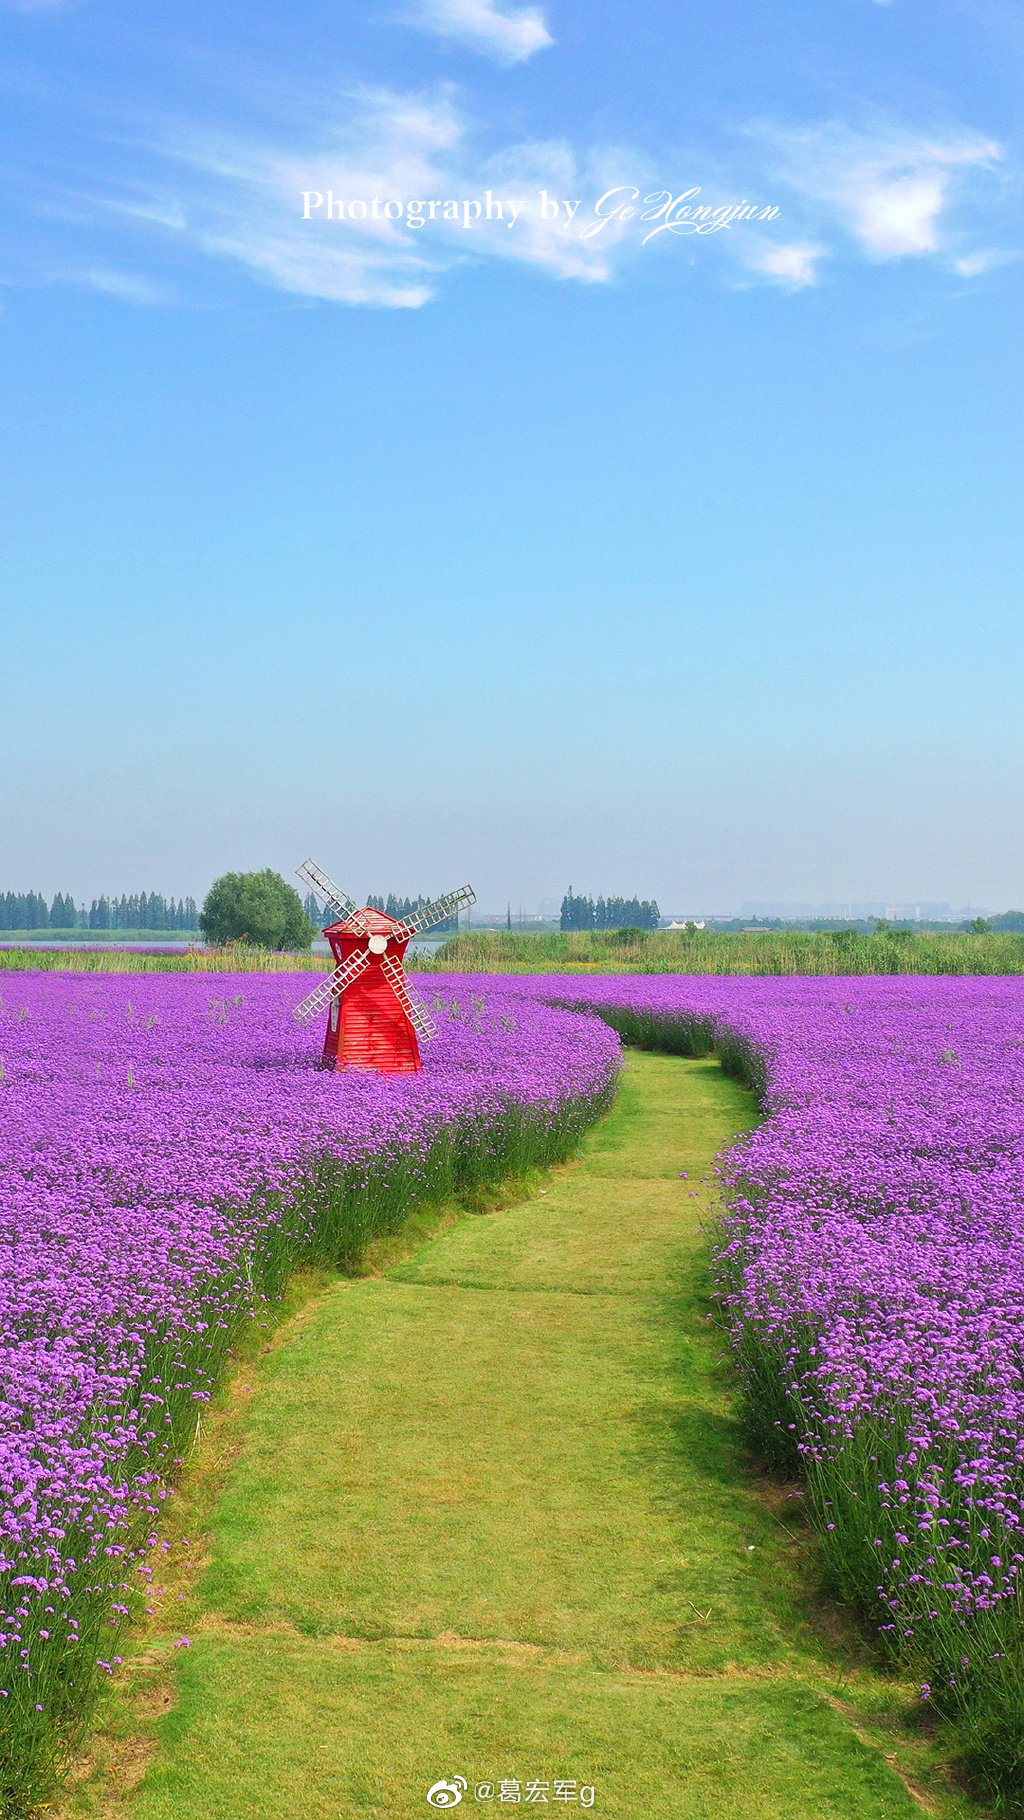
[380,953,438,1042]
[399,884,476,938]
[293,948,371,1025]
[295,859,357,919]
[296,859,371,933]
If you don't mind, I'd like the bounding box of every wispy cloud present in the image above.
[90,87,634,306]
[407,0,553,62]
[952,247,1017,276]
[747,118,1002,264]
[4,0,83,12]
[17,75,1010,310]
[65,267,169,304]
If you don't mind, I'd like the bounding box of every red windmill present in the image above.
[293,859,475,1074]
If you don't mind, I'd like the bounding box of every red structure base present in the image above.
[320,909,423,1074]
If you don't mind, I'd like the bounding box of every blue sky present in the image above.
[2,0,1022,913]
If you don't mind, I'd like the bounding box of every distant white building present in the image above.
[884,903,954,922]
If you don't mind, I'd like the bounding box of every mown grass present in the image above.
[58,1055,982,1820]
[416,926,1024,975]
[86,1645,935,1820]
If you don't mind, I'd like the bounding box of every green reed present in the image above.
[0,946,325,974]
[413,926,1024,976]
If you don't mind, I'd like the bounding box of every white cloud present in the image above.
[408,0,553,62]
[92,87,629,307]
[951,248,1017,276]
[853,171,952,256]
[749,242,824,287]
[32,84,1009,310]
[747,119,1002,263]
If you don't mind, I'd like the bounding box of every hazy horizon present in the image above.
[0,879,1012,926]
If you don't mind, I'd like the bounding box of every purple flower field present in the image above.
[6,965,1024,1800]
[507,973,1024,1789]
[0,973,619,1799]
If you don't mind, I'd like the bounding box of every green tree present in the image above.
[199,870,314,951]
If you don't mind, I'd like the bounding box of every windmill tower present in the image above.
[293,860,475,1074]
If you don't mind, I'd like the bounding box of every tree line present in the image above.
[560,889,660,932]
[0,891,199,932]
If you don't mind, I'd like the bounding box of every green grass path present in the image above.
[82,1055,966,1819]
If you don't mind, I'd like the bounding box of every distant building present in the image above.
[884,902,954,922]
[741,900,889,920]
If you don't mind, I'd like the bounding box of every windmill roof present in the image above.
[325,906,410,938]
